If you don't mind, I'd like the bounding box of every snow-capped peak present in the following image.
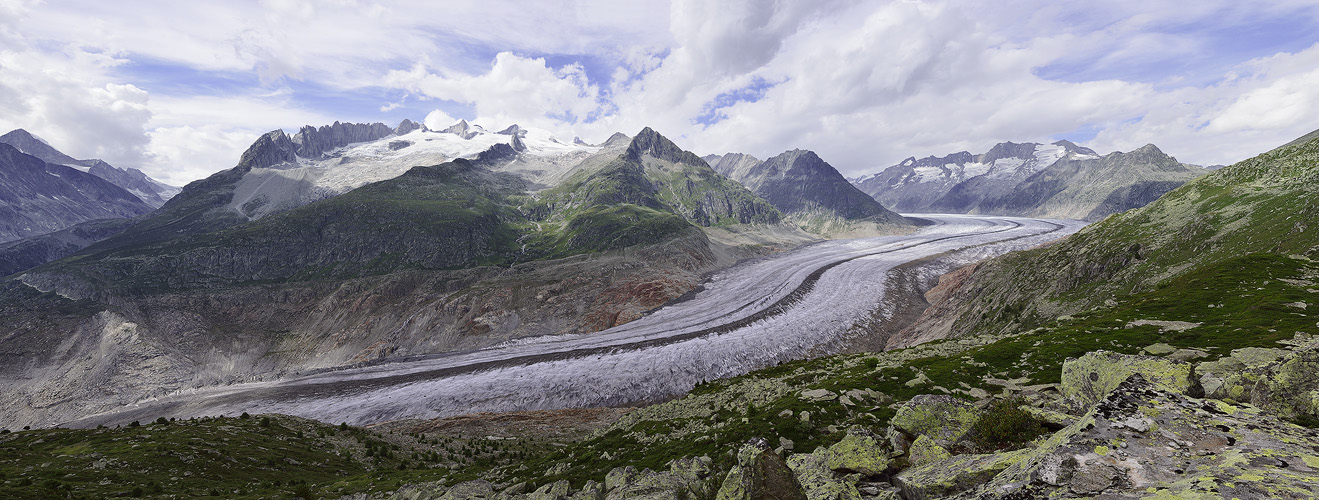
[227,119,600,220]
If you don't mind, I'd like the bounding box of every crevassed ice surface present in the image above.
[77,215,1086,426]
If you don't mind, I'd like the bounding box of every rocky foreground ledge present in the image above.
[347,340,1319,500]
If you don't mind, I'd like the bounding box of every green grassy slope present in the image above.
[915,129,1319,340]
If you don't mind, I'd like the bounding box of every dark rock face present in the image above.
[0,218,135,276]
[0,129,178,208]
[0,129,84,166]
[237,130,298,170]
[86,163,170,206]
[496,124,525,137]
[743,149,900,221]
[441,119,481,140]
[602,132,632,148]
[626,127,707,165]
[1084,180,1186,221]
[473,143,519,165]
[709,153,761,179]
[394,118,423,135]
[290,121,394,159]
[0,144,154,243]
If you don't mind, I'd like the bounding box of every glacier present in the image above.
[68,214,1085,427]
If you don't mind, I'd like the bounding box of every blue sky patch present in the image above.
[694,77,778,126]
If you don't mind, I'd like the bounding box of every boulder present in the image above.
[1060,350,1201,407]
[1250,344,1319,421]
[668,456,715,499]
[1142,343,1176,355]
[889,395,979,447]
[821,429,891,476]
[800,389,837,402]
[1232,347,1290,368]
[892,449,1028,500]
[716,439,807,500]
[439,480,494,500]
[606,467,691,500]
[569,481,603,500]
[1197,356,1251,400]
[785,453,863,500]
[528,480,571,500]
[905,435,950,467]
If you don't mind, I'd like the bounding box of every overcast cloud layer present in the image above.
[1,0,1317,185]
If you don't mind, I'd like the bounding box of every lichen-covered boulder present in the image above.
[892,449,1028,499]
[716,439,806,500]
[605,467,689,500]
[822,429,891,476]
[969,374,1319,499]
[570,481,603,500]
[905,435,950,467]
[438,480,494,500]
[1060,350,1201,407]
[1232,347,1290,368]
[889,394,979,447]
[605,466,640,493]
[785,453,862,500]
[1198,355,1251,400]
[385,481,451,500]
[668,456,715,499]
[528,480,571,500]
[1250,344,1319,422]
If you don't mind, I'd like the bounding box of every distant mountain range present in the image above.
[0,142,155,245]
[0,129,179,207]
[851,140,1208,220]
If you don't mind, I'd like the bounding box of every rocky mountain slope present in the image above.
[0,128,179,207]
[0,143,155,244]
[852,140,1207,220]
[0,217,136,277]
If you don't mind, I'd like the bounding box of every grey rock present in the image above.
[291,121,394,159]
[716,440,807,500]
[889,394,979,447]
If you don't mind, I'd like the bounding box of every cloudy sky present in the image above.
[1,0,1318,185]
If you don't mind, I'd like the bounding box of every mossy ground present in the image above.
[0,414,554,499]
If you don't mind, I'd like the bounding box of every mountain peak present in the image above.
[496,124,526,137]
[0,128,79,165]
[395,119,423,135]
[1,128,44,145]
[1052,139,1099,157]
[981,141,1040,163]
[625,127,701,164]
[442,119,482,140]
[602,132,632,148]
[237,129,298,170]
